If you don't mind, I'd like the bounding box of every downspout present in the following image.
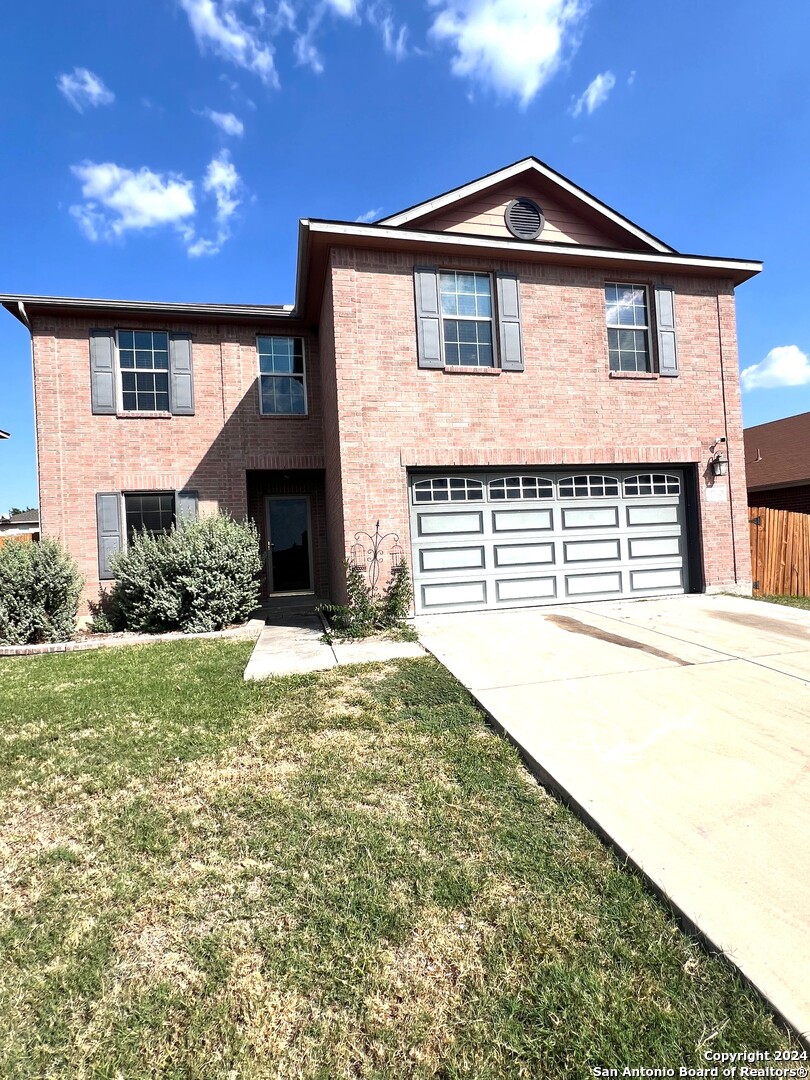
[716,292,738,582]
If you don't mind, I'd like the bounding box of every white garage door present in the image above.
[409,469,689,614]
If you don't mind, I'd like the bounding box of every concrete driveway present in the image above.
[417,593,810,1040]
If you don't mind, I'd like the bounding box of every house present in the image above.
[0,508,40,543]
[0,157,760,616]
[744,411,810,513]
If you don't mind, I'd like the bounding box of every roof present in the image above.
[0,509,39,525]
[0,430,8,439]
[1,296,294,329]
[744,412,810,491]
[1,157,762,326]
[378,156,675,253]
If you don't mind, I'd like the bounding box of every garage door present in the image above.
[409,469,689,613]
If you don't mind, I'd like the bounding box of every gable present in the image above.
[379,158,673,253]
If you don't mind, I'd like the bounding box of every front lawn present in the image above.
[0,642,796,1077]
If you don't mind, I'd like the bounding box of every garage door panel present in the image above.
[492,508,553,532]
[562,506,619,529]
[421,580,487,609]
[410,469,688,613]
[419,545,486,572]
[565,571,624,596]
[629,536,681,558]
[630,568,684,591]
[494,542,555,567]
[627,504,679,526]
[563,539,621,563]
[496,576,557,602]
[417,510,484,536]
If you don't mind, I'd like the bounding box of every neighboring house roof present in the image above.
[0,430,8,439]
[378,155,676,253]
[0,509,39,526]
[744,412,810,491]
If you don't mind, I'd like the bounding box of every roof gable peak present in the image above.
[379,156,674,254]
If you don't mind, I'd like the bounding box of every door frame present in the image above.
[265,495,315,595]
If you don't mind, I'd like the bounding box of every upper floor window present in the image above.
[605,284,651,373]
[440,271,494,368]
[90,328,194,417]
[117,330,170,412]
[258,336,306,415]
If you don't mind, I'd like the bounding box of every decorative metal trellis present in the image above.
[350,521,403,595]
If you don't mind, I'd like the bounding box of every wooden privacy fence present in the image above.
[0,534,34,550]
[749,506,810,596]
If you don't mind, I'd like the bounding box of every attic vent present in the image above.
[504,197,544,240]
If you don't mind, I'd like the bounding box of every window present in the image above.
[605,284,651,373]
[117,330,170,412]
[258,337,306,415]
[440,272,494,367]
[624,474,680,497]
[489,476,554,500]
[413,477,485,503]
[559,475,620,498]
[124,492,175,542]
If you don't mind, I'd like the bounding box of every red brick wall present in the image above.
[32,315,325,610]
[326,247,752,593]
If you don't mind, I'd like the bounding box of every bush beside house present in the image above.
[0,538,83,645]
[321,559,413,638]
[104,514,262,634]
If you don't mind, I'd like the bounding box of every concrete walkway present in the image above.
[418,594,810,1041]
[243,614,424,680]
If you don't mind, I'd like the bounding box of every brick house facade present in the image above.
[2,158,760,615]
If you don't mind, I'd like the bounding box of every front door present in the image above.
[266,497,312,593]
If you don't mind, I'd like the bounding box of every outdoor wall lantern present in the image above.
[710,438,728,477]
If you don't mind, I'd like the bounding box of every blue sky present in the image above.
[1,0,809,514]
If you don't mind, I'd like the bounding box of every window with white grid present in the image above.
[605,284,651,373]
[489,476,554,500]
[258,337,306,416]
[440,272,494,368]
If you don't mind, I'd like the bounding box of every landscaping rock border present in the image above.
[0,619,266,657]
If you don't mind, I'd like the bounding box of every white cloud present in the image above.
[69,162,195,239]
[178,0,277,85]
[294,31,324,74]
[741,346,810,391]
[204,150,242,223]
[57,68,115,112]
[380,17,408,58]
[429,0,587,106]
[324,0,359,15]
[572,69,615,116]
[355,207,382,222]
[69,153,244,256]
[184,151,244,256]
[203,108,245,135]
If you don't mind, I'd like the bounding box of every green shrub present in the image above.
[320,558,413,639]
[0,538,83,645]
[109,514,262,634]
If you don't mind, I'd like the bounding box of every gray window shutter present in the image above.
[175,489,198,522]
[496,273,524,372]
[414,267,443,369]
[96,492,122,580]
[169,333,194,414]
[90,330,116,414]
[655,287,678,376]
